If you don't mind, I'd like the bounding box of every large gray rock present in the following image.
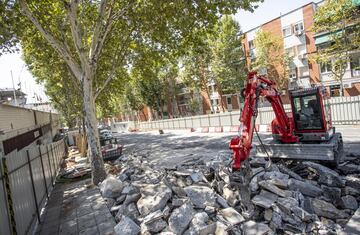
[242,220,272,235]
[114,216,140,235]
[263,171,289,181]
[141,218,167,233]
[216,195,229,208]
[137,184,172,216]
[278,165,303,181]
[259,180,292,198]
[186,212,209,234]
[219,207,245,226]
[345,175,360,189]
[184,185,217,208]
[288,179,322,197]
[340,195,358,210]
[115,203,140,222]
[222,187,238,206]
[321,185,341,203]
[276,197,298,214]
[197,222,228,235]
[251,190,278,209]
[312,198,348,219]
[100,177,124,198]
[168,202,194,235]
[343,186,360,197]
[303,161,344,187]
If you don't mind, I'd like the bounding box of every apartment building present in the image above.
[242,1,360,97]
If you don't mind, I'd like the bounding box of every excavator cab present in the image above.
[289,86,334,141]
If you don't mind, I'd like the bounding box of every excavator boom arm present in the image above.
[229,72,298,170]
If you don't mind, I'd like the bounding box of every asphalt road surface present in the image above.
[114,125,360,168]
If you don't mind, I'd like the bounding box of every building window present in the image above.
[293,21,304,33]
[350,54,360,77]
[248,40,254,50]
[330,84,340,97]
[282,26,292,37]
[289,68,297,80]
[227,97,232,105]
[320,62,331,73]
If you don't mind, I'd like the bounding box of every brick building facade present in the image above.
[242,2,360,97]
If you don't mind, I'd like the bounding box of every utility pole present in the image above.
[11,70,18,106]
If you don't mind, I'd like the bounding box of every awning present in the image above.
[314,30,342,45]
[315,34,330,45]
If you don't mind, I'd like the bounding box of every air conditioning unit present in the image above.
[295,30,303,36]
[343,83,352,88]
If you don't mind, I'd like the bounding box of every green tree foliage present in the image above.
[210,16,247,94]
[313,0,360,96]
[252,30,291,89]
[1,0,261,184]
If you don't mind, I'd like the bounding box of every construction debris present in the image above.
[100,152,360,235]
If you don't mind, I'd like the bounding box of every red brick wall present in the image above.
[303,4,321,84]
[345,83,360,96]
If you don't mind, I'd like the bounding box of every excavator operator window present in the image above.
[292,94,323,131]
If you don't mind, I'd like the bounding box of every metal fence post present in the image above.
[38,146,49,199]
[26,150,40,223]
[46,145,54,186]
[50,145,57,176]
[1,157,16,235]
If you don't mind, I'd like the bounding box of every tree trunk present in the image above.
[83,75,106,185]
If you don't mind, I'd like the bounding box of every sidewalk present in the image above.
[34,179,116,235]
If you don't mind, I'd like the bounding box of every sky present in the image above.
[0,0,321,104]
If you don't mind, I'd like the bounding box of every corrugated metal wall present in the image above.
[0,140,65,235]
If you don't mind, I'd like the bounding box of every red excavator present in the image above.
[229,71,343,170]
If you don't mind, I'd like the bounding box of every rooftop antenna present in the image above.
[11,70,18,106]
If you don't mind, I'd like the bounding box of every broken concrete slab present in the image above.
[222,187,238,207]
[216,194,230,208]
[184,185,217,208]
[340,195,358,210]
[137,184,172,216]
[345,175,360,189]
[242,220,272,235]
[114,216,140,235]
[168,202,194,235]
[259,180,292,198]
[197,222,228,235]
[218,207,245,225]
[251,190,278,209]
[278,165,303,181]
[288,179,322,197]
[321,185,341,203]
[312,198,348,219]
[303,161,344,187]
[263,171,289,181]
[141,218,167,234]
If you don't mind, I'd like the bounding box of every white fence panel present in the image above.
[137,96,360,130]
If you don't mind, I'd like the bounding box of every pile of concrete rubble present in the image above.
[100,152,360,235]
